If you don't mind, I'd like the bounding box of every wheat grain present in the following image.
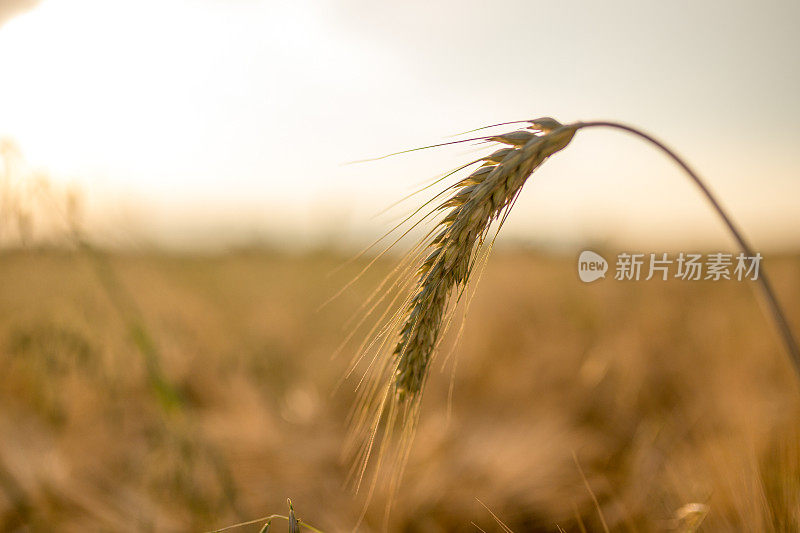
[393,118,576,401]
[345,118,579,514]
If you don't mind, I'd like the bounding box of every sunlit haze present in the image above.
[1,0,798,251]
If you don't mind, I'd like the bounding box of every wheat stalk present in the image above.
[208,499,322,533]
[573,120,800,375]
[347,116,800,512]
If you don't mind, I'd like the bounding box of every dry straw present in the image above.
[209,499,322,533]
[345,116,800,511]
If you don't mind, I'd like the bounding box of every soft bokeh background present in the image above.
[0,0,798,250]
[1,250,799,531]
[1,1,800,532]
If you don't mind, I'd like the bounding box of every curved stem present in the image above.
[572,120,800,380]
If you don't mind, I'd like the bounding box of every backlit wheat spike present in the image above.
[392,121,577,401]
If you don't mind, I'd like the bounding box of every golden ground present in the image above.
[0,249,798,532]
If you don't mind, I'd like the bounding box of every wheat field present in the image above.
[0,248,798,531]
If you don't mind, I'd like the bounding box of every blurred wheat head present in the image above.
[0,138,82,246]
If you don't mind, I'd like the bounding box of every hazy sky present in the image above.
[0,0,798,250]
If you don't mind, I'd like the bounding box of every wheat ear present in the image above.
[392,117,576,400]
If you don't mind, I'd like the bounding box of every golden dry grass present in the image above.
[0,248,799,531]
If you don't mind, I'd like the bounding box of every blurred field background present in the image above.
[2,0,800,531]
[1,246,799,531]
